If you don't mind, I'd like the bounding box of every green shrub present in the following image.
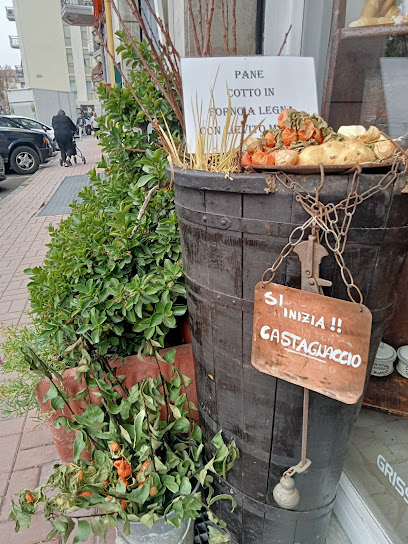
[26,39,185,357]
[0,38,186,416]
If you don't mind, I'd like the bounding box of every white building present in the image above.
[10,0,100,113]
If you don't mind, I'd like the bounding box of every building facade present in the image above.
[10,0,100,113]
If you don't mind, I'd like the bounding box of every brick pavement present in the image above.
[0,137,115,543]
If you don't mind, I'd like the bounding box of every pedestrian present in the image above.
[91,111,100,138]
[85,115,92,136]
[76,112,86,140]
[51,110,76,167]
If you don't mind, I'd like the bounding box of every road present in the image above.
[0,171,31,202]
[0,158,58,204]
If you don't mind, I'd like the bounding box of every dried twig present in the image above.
[278,24,293,56]
[237,107,249,172]
[113,0,185,130]
[232,0,237,55]
[130,184,164,237]
[203,0,215,56]
[143,0,183,87]
[220,1,229,55]
[198,0,204,47]
[187,0,203,56]
[120,148,146,153]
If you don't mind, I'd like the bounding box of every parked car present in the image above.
[0,127,51,175]
[0,116,56,153]
[0,155,6,182]
[1,115,57,150]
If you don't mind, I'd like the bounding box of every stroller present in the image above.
[59,134,86,166]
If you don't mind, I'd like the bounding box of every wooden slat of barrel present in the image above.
[172,167,408,544]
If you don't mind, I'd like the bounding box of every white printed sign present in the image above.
[180,56,319,152]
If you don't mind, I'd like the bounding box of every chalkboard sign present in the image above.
[251,283,372,404]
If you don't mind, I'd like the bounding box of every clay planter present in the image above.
[36,344,195,463]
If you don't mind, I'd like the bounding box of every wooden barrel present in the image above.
[171,167,408,544]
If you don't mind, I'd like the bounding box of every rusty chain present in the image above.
[262,160,403,304]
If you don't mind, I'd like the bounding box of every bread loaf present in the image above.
[298,140,376,166]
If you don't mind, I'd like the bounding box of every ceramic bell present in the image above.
[273,474,300,509]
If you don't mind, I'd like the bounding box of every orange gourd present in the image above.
[312,126,323,144]
[298,120,315,141]
[282,128,298,147]
[251,150,275,166]
[241,151,252,165]
[264,131,276,148]
[278,109,290,129]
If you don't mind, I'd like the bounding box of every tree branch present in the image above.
[187,0,203,56]
[220,1,230,55]
[118,0,185,130]
[203,0,215,56]
[232,0,237,55]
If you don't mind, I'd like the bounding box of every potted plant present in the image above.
[10,342,238,543]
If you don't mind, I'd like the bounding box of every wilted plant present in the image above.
[10,342,238,542]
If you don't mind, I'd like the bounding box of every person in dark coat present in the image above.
[52,110,77,167]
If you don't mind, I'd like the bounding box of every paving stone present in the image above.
[0,513,59,544]
[0,434,20,474]
[96,528,115,544]
[14,444,59,471]
[20,428,54,450]
[10,298,28,313]
[0,372,18,384]
[39,460,59,483]
[0,416,26,437]
[0,466,40,522]
[0,473,8,498]
[24,413,44,433]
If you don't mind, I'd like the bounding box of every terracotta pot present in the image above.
[177,316,192,345]
[36,344,195,463]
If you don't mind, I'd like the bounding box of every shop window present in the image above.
[320,2,408,543]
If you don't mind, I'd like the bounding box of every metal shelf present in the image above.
[340,23,408,40]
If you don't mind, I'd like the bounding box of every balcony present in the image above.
[15,65,24,78]
[61,0,94,26]
[5,6,15,21]
[9,35,19,49]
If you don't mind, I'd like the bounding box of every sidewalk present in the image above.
[0,137,111,543]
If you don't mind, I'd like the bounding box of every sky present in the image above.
[0,0,21,67]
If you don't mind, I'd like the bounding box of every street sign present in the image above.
[251,282,372,404]
[180,56,318,152]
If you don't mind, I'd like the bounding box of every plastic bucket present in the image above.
[396,345,408,378]
[371,342,397,377]
[116,516,194,544]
